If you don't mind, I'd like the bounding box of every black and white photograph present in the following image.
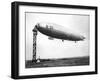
[25,12,90,68]
[11,1,97,79]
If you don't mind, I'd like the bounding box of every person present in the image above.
[37,56,40,63]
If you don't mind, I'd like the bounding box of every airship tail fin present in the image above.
[48,36,54,40]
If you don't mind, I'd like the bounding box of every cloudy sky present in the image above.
[25,12,90,60]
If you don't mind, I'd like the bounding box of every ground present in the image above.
[26,56,89,68]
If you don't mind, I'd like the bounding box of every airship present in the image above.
[34,22,85,43]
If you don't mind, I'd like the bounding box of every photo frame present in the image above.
[11,1,98,79]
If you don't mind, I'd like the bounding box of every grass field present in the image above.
[26,56,89,68]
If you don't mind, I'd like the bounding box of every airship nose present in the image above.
[33,23,40,32]
[35,23,40,29]
[35,24,37,27]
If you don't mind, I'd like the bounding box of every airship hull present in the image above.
[35,23,85,41]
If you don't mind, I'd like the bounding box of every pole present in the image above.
[32,27,38,63]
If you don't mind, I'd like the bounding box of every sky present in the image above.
[25,12,90,60]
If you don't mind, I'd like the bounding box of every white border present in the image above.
[19,5,95,76]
